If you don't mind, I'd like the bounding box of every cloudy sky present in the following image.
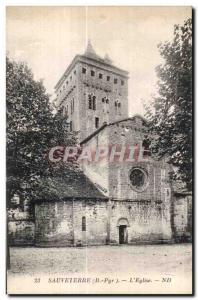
[6,6,191,116]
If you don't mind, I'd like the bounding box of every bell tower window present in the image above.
[70,121,73,132]
[115,100,121,115]
[88,94,96,110]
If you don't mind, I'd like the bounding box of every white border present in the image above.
[0,1,196,299]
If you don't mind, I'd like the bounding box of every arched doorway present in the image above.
[117,218,129,244]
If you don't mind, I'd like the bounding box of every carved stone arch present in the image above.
[117,218,130,227]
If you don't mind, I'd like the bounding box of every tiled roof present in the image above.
[34,170,108,202]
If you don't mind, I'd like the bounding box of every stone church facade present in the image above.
[8,42,192,246]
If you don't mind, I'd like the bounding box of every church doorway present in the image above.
[117,218,129,244]
[119,225,127,244]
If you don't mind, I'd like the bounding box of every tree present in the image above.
[145,18,192,191]
[7,56,78,206]
[7,56,79,268]
[6,56,79,257]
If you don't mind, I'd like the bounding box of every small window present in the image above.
[95,117,99,129]
[114,78,118,84]
[88,94,96,110]
[106,98,109,104]
[115,101,121,115]
[88,94,92,109]
[74,70,76,75]
[82,216,86,231]
[70,121,72,132]
[102,98,105,103]
[66,81,68,85]
[82,67,86,74]
[70,76,72,81]
[71,98,74,114]
[121,80,124,86]
[93,96,96,110]
[107,76,110,81]
[99,73,103,79]
[91,70,95,76]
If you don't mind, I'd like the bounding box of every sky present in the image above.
[6,6,191,116]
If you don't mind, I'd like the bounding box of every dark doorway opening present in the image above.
[119,225,127,244]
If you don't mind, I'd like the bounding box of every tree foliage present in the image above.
[145,18,192,190]
[6,57,78,207]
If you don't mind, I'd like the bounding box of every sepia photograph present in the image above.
[6,6,192,295]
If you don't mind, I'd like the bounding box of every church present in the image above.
[8,42,192,246]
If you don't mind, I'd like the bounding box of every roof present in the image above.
[55,41,128,90]
[33,170,108,202]
[81,115,148,145]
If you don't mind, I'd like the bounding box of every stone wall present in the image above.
[8,220,35,246]
[34,197,173,246]
[77,61,128,141]
[9,194,192,246]
[35,202,74,246]
[8,209,35,246]
[80,116,173,244]
[173,195,192,242]
[109,200,172,244]
[81,117,172,202]
[35,199,109,247]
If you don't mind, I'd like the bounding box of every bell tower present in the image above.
[54,41,129,141]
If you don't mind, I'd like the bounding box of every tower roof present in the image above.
[104,54,113,64]
[55,41,128,90]
[84,40,113,64]
[84,40,97,56]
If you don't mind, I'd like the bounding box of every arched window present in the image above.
[93,96,96,110]
[88,94,92,109]
[71,98,75,114]
[82,216,86,231]
[88,94,96,110]
[115,100,121,115]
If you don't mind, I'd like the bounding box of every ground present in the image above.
[9,244,192,276]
